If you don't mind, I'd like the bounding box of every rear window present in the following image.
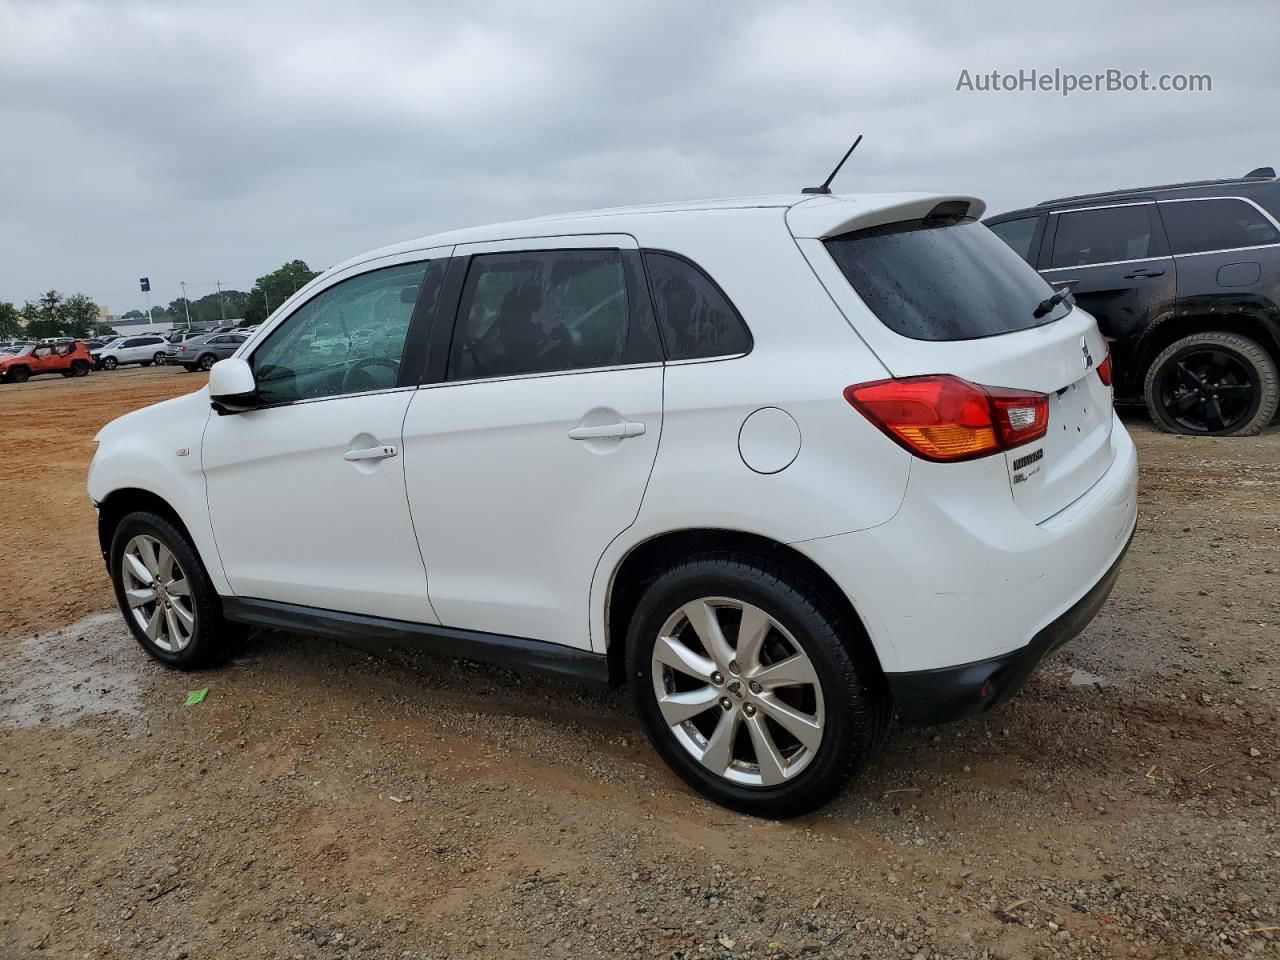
[824,216,1067,342]
[1159,198,1280,254]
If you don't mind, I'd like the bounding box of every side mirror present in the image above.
[208,357,259,414]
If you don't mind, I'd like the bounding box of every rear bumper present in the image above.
[885,523,1133,724]
[792,412,1138,679]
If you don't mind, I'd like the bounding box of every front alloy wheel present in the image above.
[120,534,197,652]
[653,597,824,786]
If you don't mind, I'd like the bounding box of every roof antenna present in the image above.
[802,135,863,195]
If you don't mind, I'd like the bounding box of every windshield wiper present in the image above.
[1033,287,1074,319]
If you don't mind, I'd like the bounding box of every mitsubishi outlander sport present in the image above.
[88,193,1139,817]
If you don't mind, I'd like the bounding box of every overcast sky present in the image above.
[1,0,1275,315]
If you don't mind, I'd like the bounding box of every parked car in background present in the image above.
[0,340,34,355]
[89,191,1138,816]
[985,167,1280,435]
[96,334,169,370]
[165,332,248,371]
[160,331,205,362]
[1,340,92,382]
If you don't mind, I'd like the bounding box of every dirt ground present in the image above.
[1,367,1277,960]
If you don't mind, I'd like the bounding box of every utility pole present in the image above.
[216,281,227,323]
[180,280,192,330]
[262,289,270,318]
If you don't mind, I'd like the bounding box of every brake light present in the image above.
[177,346,187,352]
[844,375,1048,462]
[1096,341,1113,386]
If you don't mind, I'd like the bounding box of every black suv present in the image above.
[985,168,1280,436]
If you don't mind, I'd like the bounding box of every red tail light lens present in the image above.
[844,375,1048,462]
[1096,341,1113,386]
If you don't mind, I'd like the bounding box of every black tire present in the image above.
[198,353,216,371]
[101,356,118,370]
[1144,332,1278,436]
[109,511,246,669]
[183,364,198,373]
[626,551,889,818]
[152,351,166,365]
[7,365,29,383]
[71,359,90,377]
[61,370,74,377]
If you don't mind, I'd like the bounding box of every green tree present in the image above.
[0,301,22,338]
[193,289,250,324]
[61,292,100,338]
[121,309,147,320]
[244,259,320,324]
[22,291,63,338]
[167,297,200,325]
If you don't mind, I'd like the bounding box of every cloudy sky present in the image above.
[1,0,1275,315]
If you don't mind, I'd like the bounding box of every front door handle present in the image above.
[344,444,399,462]
[1048,278,1079,289]
[568,421,646,441]
[1123,268,1165,279]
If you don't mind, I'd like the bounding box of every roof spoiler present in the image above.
[1245,166,1276,179]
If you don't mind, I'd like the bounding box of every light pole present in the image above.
[180,280,192,330]
[216,281,227,323]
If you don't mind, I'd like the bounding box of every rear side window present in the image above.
[987,216,1039,264]
[448,249,630,380]
[824,216,1067,342]
[642,252,751,360]
[1050,205,1153,268]
[1159,198,1280,254]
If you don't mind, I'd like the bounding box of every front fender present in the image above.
[88,389,229,594]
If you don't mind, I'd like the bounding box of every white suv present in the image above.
[88,193,1138,816]
[97,334,169,370]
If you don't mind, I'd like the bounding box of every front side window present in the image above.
[1159,198,1280,255]
[987,216,1039,264]
[1050,205,1153,268]
[447,249,629,380]
[643,252,751,360]
[252,260,431,406]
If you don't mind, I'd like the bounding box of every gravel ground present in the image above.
[0,370,1277,959]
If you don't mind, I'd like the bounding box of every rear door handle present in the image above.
[1123,268,1165,279]
[1048,278,1079,289]
[568,421,646,441]
[344,444,398,462]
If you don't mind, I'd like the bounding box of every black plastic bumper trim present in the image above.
[221,597,611,686]
[885,525,1135,725]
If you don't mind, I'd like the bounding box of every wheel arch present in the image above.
[603,528,884,689]
[1128,309,1280,396]
[96,487,198,568]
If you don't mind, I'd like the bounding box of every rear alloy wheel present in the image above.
[71,359,90,377]
[628,553,889,818]
[153,351,166,365]
[101,356,118,370]
[1145,332,1278,436]
[198,353,217,371]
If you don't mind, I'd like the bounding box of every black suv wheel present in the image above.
[1144,332,1279,436]
[627,552,889,818]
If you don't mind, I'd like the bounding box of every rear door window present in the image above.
[987,216,1039,264]
[1049,204,1155,268]
[823,216,1068,342]
[447,249,632,380]
[642,252,751,360]
[1158,198,1280,254]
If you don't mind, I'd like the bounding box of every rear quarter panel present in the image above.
[589,208,912,653]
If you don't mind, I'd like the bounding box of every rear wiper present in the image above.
[1033,287,1074,319]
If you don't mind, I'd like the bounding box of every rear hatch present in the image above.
[815,207,1114,523]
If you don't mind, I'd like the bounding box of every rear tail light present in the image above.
[844,375,1048,462]
[177,346,187,352]
[1096,341,1113,386]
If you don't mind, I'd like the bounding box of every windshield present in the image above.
[824,216,1071,342]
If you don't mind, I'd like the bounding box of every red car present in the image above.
[0,340,93,382]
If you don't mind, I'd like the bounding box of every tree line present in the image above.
[0,259,321,340]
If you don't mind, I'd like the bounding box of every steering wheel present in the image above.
[341,356,400,394]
